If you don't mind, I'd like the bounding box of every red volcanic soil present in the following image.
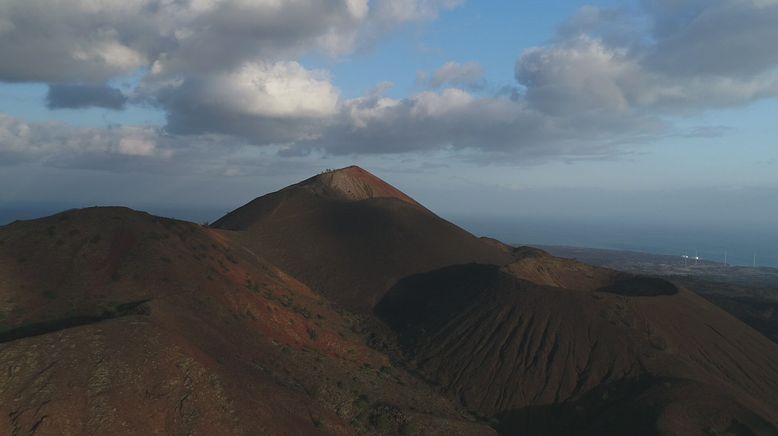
[314,166,424,207]
[376,253,778,434]
[0,208,492,436]
[213,166,511,311]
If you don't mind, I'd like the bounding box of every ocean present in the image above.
[455,216,778,268]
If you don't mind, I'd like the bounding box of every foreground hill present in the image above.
[376,248,778,434]
[213,166,511,311]
[0,208,492,435]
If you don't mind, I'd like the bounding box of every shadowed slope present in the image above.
[0,208,493,436]
[213,166,511,311]
[376,257,778,434]
[494,376,777,436]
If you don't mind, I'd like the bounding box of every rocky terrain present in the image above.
[2,167,777,435]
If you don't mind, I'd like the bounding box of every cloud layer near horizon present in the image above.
[1,0,778,172]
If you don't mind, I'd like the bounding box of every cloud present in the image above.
[644,0,778,77]
[510,0,778,130]
[46,84,128,110]
[0,0,149,83]
[2,0,778,169]
[0,113,175,167]
[372,0,464,24]
[289,85,665,161]
[0,0,358,83]
[516,35,778,116]
[154,0,778,159]
[151,61,339,144]
[422,61,485,88]
[0,0,461,85]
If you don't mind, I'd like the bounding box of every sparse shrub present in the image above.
[89,234,101,244]
[148,232,161,240]
[280,295,293,307]
[245,279,259,292]
[294,305,312,319]
[370,411,393,432]
[353,395,370,412]
[43,290,58,300]
[399,421,419,435]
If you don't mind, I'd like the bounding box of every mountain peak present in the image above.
[305,165,422,207]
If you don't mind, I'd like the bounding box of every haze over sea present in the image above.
[458,217,778,268]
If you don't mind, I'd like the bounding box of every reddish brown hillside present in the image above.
[213,166,511,311]
[5,169,778,435]
[0,208,493,436]
[315,166,424,207]
[376,255,778,434]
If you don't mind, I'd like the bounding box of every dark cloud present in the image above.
[46,84,128,110]
[516,1,778,119]
[0,0,459,84]
[644,0,778,77]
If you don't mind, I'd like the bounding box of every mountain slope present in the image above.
[213,166,511,311]
[4,168,778,435]
[376,249,778,434]
[0,207,493,435]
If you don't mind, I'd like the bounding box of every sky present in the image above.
[0,0,777,265]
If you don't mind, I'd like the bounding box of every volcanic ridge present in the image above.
[1,166,777,436]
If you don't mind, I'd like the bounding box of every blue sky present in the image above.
[0,0,777,264]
